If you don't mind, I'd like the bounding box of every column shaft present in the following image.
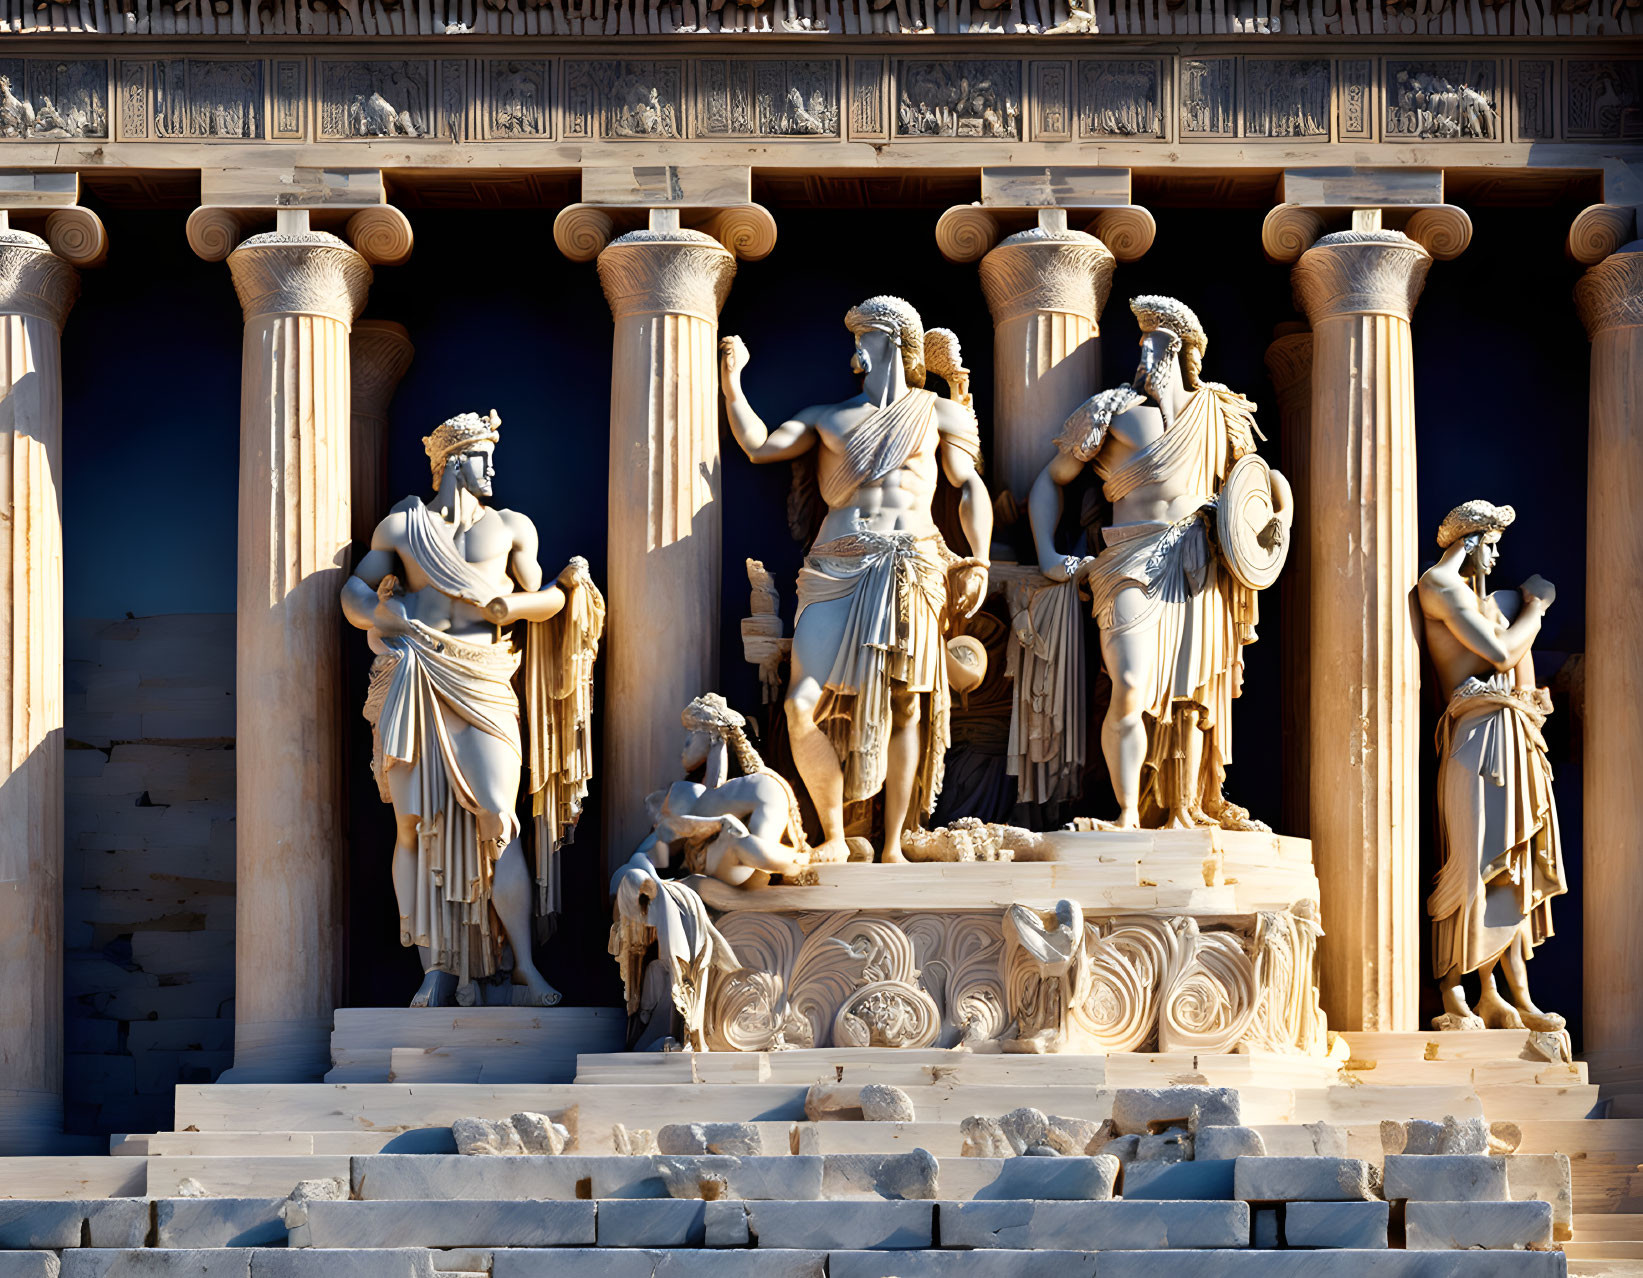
[596,228,736,866]
[1576,247,1643,1078]
[0,231,77,1152]
[978,228,1114,504]
[348,320,415,548]
[1293,230,1431,1033]
[227,232,370,1080]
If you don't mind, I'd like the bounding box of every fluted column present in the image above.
[1575,244,1643,1083]
[348,320,414,549]
[596,222,737,866]
[977,224,1115,504]
[0,230,77,1153]
[1264,327,1314,840]
[1293,230,1431,1033]
[226,231,371,1081]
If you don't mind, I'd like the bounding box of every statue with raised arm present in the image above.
[1029,296,1291,831]
[1418,500,1567,1033]
[719,296,993,864]
[342,410,604,1008]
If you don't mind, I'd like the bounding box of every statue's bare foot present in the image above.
[1432,1011,1486,1031]
[808,839,852,864]
[513,968,563,1007]
[410,969,456,1008]
[1517,1006,1566,1033]
[881,844,907,864]
[1094,810,1142,832]
[1475,988,1525,1030]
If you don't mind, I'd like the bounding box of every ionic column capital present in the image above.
[937,203,1154,265]
[190,205,412,268]
[1264,328,1314,411]
[978,226,1116,326]
[1292,230,1432,326]
[227,231,372,327]
[351,320,416,423]
[555,202,776,265]
[1568,205,1638,267]
[0,229,80,329]
[596,227,737,324]
[1265,204,1470,264]
[1575,246,1643,338]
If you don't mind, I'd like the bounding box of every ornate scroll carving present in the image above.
[1337,59,1373,140]
[978,228,1115,326]
[226,232,372,327]
[1077,59,1162,138]
[0,230,80,329]
[1292,230,1432,325]
[553,205,617,263]
[696,59,841,137]
[1566,60,1643,140]
[346,206,415,266]
[596,228,736,324]
[318,60,434,139]
[1262,205,1325,262]
[1090,206,1156,262]
[934,206,1001,264]
[902,912,1008,1047]
[1181,58,1237,137]
[896,60,1021,139]
[698,205,779,262]
[43,208,107,269]
[0,58,107,140]
[186,207,244,263]
[1404,205,1473,261]
[565,60,684,140]
[1575,249,1643,338]
[1385,60,1500,139]
[486,59,552,138]
[1569,204,1638,266]
[1243,58,1328,138]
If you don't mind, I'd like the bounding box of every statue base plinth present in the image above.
[689,829,1326,1057]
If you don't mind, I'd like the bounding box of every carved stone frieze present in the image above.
[596,228,736,324]
[486,59,553,139]
[0,231,80,330]
[1078,58,1164,139]
[119,59,264,140]
[1337,59,1373,140]
[978,228,1115,327]
[1292,230,1433,324]
[695,59,840,138]
[0,58,107,140]
[1516,59,1556,140]
[273,60,305,139]
[1032,60,1072,141]
[318,59,435,140]
[1385,59,1501,139]
[565,59,684,139]
[1575,248,1643,338]
[1244,58,1329,138]
[1566,58,1641,139]
[700,903,1326,1055]
[1181,57,1237,137]
[895,60,1021,139]
[849,56,888,139]
[226,231,373,327]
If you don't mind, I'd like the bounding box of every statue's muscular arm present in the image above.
[1418,572,1548,673]
[719,334,821,464]
[937,399,993,564]
[1028,449,1088,581]
[341,506,411,634]
[484,510,570,625]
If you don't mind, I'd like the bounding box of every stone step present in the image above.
[327,1007,626,1085]
[141,1131,458,1157]
[0,1158,146,1201]
[1338,1030,1569,1064]
[145,1155,352,1199]
[1576,1215,1643,1241]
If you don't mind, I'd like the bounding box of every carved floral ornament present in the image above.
[1575,247,1643,338]
[226,230,373,325]
[1291,230,1433,324]
[0,229,82,328]
[976,228,1117,325]
[594,226,738,323]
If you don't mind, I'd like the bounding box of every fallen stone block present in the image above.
[657,1124,762,1157]
[598,1198,705,1248]
[351,1153,823,1203]
[1234,1156,1375,1203]
[154,1199,286,1248]
[1381,1120,1445,1156]
[1195,1126,1266,1161]
[1093,1250,1567,1276]
[821,1151,939,1201]
[1045,1116,1108,1156]
[972,1155,1118,1201]
[829,1251,1099,1278]
[1110,1087,1239,1135]
[804,1084,915,1123]
[860,1086,916,1123]
[450,1112,569,1157]
[1439,1117,1490,1155]
[960,1117,1011,1158]
[1405,1200,1553,1251]
[744,1200,932,1250]
[291,1200,595,1249]
[1254,1123,1348,1158]
[1285,1200,1390,1249]
[1134,1130,1191,1163]
[704,1200,749,1247]
[61,1252,254,1277]
[656,1156,824,1202]
[1383,1155,1508,1203]
[0,1255,59,1278]
[249,1251,435,1278]
[1121,1159,1235,1200]
[491,1251,826,1278]
[999,1108,1049,1153]
[1505,1154,1573,1239]
[938,1199,1249,1250]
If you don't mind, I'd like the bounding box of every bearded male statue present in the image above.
[1029,296,1291,830]
[719,296,992,863]
[1418,499,1567,1033]
[342,410,604,1008]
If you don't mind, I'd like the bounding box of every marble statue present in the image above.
[342,410,604,1008]
[1003,899,1087,1052]
[631,693,811,888]
[1418,499,1567,1033]
[720,295,993,863]
[1029,295,1291,831]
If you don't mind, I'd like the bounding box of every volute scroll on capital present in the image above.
[554,201,777,265]
[1292,230,1433,325]
[595,227,738,325]
[0,228,82,329]
[226,230,373,327]
[1574,245,1643,338]
[1567,204,1637,267]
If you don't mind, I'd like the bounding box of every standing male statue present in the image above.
[1418,500,1567,1032]
[342,410,604,1007]
[1029,296,1291,830]
[719,296,993,863]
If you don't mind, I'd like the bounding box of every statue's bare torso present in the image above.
[370,498,531,642]
[811,392,952,541]
[1102,403,1217,527]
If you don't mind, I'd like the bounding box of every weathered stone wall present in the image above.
[62,614,235,1138]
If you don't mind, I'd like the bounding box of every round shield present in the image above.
[945,634,988,697]
[1218,453,1290,591]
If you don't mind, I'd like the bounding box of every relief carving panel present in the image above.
[486,59,552,139]
[318,59,435,139]
[119,59,263,140]
[1181,57,1237,137]
[895,60,1021,139]
[564,60,684,140]
[273,59,305,140]
[1244,58,1329,138]
[1566,59,1642,140]
[1515,59,1555,140]
[1078,58,1164,138]
[1385,59,1500,139]
[0,58,108,140]
[1032,60,1072,141]
[849,56,887,140]
[1337,58,1374,140]
[695,59,840,138]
